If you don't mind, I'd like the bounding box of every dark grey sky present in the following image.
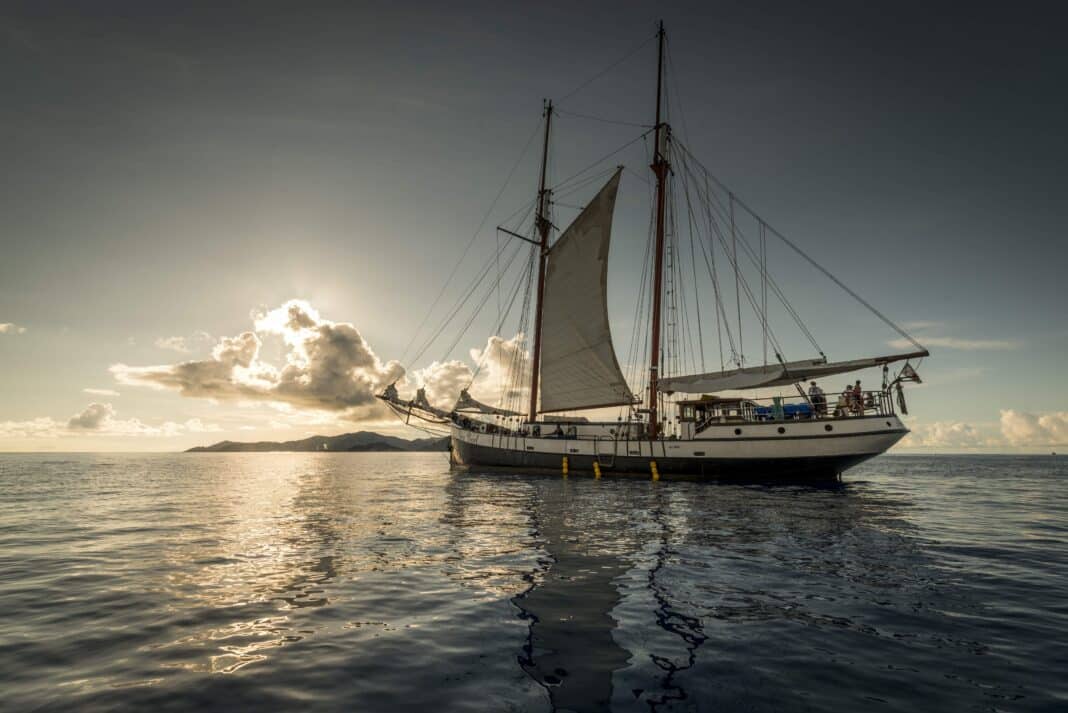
[1,1,1066,449]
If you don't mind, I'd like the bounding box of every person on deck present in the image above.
[808,381,827,417]
[838,385,853,417]
[852,380,863,414]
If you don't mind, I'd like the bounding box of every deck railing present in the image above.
[692,390,893,433]
[450,390,895,440]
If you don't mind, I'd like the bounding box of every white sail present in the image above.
[657,350,928,394]
[539,169,636,413]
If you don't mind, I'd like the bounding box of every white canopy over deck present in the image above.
[657,350,928,394]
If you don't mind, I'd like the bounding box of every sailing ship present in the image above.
[379,23,928,481]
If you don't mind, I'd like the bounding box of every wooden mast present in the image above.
[528,99,553,422]
[647,21,669,438]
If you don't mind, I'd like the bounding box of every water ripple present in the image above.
[0,452,1065,711]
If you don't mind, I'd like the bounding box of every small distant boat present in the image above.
[380,22,928,481]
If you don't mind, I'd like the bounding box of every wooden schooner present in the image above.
[379,22,928,480]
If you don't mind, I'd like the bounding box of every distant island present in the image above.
[186,431,449,453]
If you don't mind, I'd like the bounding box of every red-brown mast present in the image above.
[528,99,553,422]
[647,21,669,438]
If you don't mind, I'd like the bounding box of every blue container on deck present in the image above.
[754,403,812,420]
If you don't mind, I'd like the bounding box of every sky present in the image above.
[1,1,1066,452]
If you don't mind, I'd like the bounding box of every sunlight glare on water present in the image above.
[1,453,1066,712]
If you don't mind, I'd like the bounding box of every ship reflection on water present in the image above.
[510,482,632,711]
[165,456,905,709]
[496,473,891,711]
[10,453,1053,712]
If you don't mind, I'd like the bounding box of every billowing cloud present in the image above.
[898,420,994,449]
[0,322,27,335]
[1000,410,1068,447]
[899,412,1068,450]
[412,333,530,410]
[113,299,405,421]
[412,359,473,408]
[68,402,116,430]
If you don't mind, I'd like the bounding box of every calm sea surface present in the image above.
[1,453,1066,712]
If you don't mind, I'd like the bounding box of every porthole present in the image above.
[734,428,742,435]
[777,426,786,434]
[825,424,833,432]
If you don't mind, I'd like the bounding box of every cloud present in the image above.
[0,417,63,439]
[412,359,473,408]
[183,418,222,433]
[0,403,220,440]
[898,411,1068,450]
[898,420,993,449]
[902,320,944,331]
[113,300,405,421]
[889,336,1020,351]
[68,402,116,430]
[83,388,120,396]
[411,333,530,410]
[154,332,212,353]
[154,336,190,353]
[1000,410,1068,447]
[0,322,27,334]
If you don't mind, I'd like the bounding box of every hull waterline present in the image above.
[450,417,908,482]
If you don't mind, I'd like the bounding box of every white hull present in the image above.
[450,415,907,480]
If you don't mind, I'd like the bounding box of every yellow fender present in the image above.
[562,456,569,477]
[650,460,660,481]
[593,461,602,479]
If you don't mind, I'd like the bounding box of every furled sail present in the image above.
[538,169,636,413]
[657,350,928,394]
[454,389,522,417]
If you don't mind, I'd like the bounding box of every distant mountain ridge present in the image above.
[186,431,449,453]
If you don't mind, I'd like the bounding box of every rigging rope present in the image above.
[674,139,925,354]
[409,231,521,367]
[437,239,525,363]
[676,149,789,362]
[730,193,743,364]
[685,183,706,372]
[557,33,657,104]
[551,128,655,196]
[400,116,544,366]
[677,145,823,358]
[466,244,531,386]
[555,107,651,129]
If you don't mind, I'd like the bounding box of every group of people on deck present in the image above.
[807,380,867,417]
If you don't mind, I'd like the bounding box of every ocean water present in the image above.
[1,453,1066,712]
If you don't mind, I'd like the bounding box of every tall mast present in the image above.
[528,99,553,422]
[647,21,669,438]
